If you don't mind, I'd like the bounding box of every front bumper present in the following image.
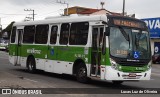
[104,66,151,80]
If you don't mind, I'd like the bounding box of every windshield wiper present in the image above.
[118,27,132,58]
[135,31,142,47]
[137,31,142,40]
[118,27,129,41]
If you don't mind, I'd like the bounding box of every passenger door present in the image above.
[16,27,23,65]
[91,26,104,76]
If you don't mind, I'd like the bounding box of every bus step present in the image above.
[91,74,100,77]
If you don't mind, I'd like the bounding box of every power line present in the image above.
[37,9,63,17]
[0,13,27,15]
[25,0,59,14]
[1,0,69,23]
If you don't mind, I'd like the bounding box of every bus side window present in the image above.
[59,23,70,45]
[11,27,17,43]
[35,25,49,44]
[23,25,35,43]
[69,23,77,45]
[69,22,89,45]
[50,26,58,44]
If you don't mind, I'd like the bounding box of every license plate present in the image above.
[129,73,136,77]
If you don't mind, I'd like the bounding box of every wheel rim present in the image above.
[78,67,86,79]
[28,61,33,71]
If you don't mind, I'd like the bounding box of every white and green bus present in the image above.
[9,15,151,84]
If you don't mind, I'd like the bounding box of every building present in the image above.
[64,6,121,16]
[142,18,160,55]
[64,6,98,15]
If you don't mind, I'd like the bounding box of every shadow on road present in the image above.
[11,68,144,90]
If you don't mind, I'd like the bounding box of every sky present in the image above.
[0,0,160,29]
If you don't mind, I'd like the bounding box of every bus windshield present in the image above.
[109,27,150,59]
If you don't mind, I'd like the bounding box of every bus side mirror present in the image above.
[104,27,110,36]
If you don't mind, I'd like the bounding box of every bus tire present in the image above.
[27,57,36,73]
[76,63,88,83]
[112,81,123,85]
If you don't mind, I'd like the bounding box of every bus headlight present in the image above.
[110,58,118,70]
[147,61,152,70]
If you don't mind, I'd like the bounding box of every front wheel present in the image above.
[76,63,88,83]
[27,57,36,73]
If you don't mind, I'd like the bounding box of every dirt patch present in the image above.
[0,71,53,88]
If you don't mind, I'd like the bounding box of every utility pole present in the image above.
[24,9,36,21]
[57,0,69,16]
[122,0,125,16]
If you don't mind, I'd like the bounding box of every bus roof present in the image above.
[13,15,108,26]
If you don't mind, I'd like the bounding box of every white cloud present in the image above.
[0,0,160,28]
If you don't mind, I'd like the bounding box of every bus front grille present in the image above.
[117,61,147,67]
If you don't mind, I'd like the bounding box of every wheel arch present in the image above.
[72,58,87,75]
[26,54,35,67]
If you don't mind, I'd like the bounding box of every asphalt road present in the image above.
[0,51,160,97]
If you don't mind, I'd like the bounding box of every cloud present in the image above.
[1,0,160,28]
[6,0,45,6]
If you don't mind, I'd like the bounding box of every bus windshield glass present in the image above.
[109,27,150,59]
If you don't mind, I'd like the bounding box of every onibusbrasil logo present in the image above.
[1,89,42,95]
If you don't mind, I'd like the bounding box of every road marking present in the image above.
[24,78,38,83]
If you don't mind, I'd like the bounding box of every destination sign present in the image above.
[113,19,145,29]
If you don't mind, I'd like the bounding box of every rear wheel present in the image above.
[27,57,36,73]
[76,63,88,83]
